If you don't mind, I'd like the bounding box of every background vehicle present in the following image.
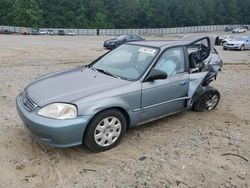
[241,25,249,30]
[217,35,234,45]
[21,27,30,35]
[58,29,65,35]
[224,26,235,32]
[68,31,75,36]
[31,28,39,35]
[103,34,145,49]
[47,29,54,35]
[232,27,247,33]
[16,36,223,152]
[223,36,250,50]
[3,29,12,34]
[39,29,47,35]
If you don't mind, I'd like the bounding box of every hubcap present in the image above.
[94,117,122,147]
[205,94,219,110]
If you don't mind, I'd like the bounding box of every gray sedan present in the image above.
[16,36,223,152]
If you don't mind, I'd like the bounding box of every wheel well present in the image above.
[83,107,131,140]
[111,107,131,129]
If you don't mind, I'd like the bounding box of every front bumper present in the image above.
[16,94,91,147]
[223,45,241,50]
[103,42,116,49]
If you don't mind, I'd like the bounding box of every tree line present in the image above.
[0,0,249,29]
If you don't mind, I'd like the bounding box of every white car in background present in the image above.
[38,29,47,35]
[47,29,54,35]
[232,27,247,33]
[68,31,75,36]
[223,36,250,51]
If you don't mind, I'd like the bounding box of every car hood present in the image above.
[25,68,129,107]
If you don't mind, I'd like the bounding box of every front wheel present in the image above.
[84,109,127,152]
[192,86,220,112]
[240,45,244,51]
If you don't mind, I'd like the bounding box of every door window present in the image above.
[125,35,132,40]
[154,47,185,76]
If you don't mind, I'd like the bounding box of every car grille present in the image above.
[22,93,37,111]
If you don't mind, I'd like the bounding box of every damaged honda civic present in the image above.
[16,36,223,152]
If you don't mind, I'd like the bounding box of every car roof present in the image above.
[118,34,140,37]
[129,35,217,49]
[128,40,191,48]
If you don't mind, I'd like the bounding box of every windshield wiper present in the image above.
[91,67,121,79]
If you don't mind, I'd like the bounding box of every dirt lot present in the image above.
[0,34,250,188]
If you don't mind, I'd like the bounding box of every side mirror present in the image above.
[144,69,168,82]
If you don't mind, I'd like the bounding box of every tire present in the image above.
[240,45,244,51]
[192,86,220,112]
[223,47,227,50]
[83,109,127,152]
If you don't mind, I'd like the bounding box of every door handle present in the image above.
[179,81,187,86]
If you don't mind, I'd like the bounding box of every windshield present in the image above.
[91,44,159,80]
[115,35,127,40]
[220,35,232,39]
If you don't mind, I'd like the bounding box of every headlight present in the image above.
[38,103,77,119]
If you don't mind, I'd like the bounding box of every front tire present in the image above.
[240,45,244,51]
[84,109,127,152]
[193,86,220,112]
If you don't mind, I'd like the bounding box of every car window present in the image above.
[116,35,126,40]
[92,44,159,80]
[126,35,132,40]
[154,47,185,76]
[132,35,140,40]
[102,50,133,64]
[137,52,149,62]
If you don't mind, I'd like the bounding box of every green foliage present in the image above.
[0,0,249,28]
[10,0,43,27]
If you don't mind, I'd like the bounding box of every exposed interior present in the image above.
[187,38,211,74]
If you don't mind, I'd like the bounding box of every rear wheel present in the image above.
[193,86,220,112]
[84,109,127,152]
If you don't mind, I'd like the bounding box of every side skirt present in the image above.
[136,108,188,126]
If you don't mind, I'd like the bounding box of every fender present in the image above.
[74,81,142,126]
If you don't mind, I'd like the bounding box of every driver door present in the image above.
[141,47,189,122]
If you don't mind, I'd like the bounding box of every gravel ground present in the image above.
[0,34,250,188]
